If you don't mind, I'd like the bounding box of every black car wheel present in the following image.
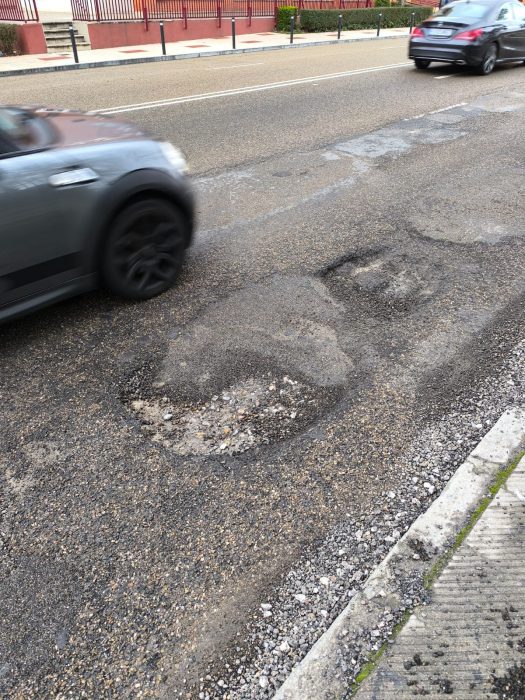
[414,59,431,69]
[102,198,187,300]
[476,43,497,75]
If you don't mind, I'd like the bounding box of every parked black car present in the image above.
[409,0,525,74]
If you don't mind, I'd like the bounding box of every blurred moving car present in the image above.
[409,0,525,74]
[0,106,194,323]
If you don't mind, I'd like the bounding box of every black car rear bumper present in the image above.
[409,39,485,66]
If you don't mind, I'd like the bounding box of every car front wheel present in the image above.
[476,43,497,75]
[101,197,187,300]
[414,59,431,69]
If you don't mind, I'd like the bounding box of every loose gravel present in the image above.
[199,338,525,699]
[492,660,525,700]
[128,375,320,456]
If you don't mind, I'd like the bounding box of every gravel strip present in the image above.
[199,338,525,699]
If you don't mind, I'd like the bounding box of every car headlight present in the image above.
[159,142,189,175]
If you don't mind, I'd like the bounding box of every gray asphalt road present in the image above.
[0,42,524,699]
[2,39,525,173]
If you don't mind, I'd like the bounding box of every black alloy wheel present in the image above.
[414,59,431,69]
[102,198,187,300]
[477,43,497,75]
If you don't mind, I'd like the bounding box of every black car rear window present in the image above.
[435,2,490,19]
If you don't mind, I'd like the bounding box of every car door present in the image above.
[0,138,96,309]
[509,2,525,56]
[494,2,521,57]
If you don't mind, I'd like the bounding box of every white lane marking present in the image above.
[402,101,467,121]
[402,113,425,120]
[434,74,456,79]
[428,101,467,114]
[207,62,264,69]
[97,62,411,114]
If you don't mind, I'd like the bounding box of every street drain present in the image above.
[129,375,323,456]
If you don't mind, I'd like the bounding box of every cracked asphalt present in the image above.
[1,42,525,698]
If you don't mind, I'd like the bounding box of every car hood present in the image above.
[34,108,149,148]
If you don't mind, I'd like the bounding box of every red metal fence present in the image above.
[71,0,369,21]
[0,0,39,21]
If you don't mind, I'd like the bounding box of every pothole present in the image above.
[128,375,326,456]
[323,248,441,314]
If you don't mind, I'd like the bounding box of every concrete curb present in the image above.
[0,33,408,78]
[273,408,525,700]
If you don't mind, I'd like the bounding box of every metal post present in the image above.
[232,17,236,49]
[290,14,295,44]
[337,12,342,39]
[160,21,166,54]
[143,4,149,31]
[376,11,381,36]
[69,24,79,64]
[409,11,415,34]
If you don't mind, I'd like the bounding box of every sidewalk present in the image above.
[355,451,525,699]
[0,28,410,77]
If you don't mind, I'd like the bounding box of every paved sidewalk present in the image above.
[356,454,525,699]
[0,28,410,76]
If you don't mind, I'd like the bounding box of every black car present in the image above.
[409,0,525,74]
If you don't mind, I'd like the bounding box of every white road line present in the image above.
[207,62,264,69]
[428,101,467,114]
[97,62,411,114]
[434,74,456,79]
[402,102,467,121]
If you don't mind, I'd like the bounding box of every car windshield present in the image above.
[0,107,54,154]
[435,2,490,19]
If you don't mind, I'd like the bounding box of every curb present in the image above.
[0,33,408,78]
[273,407,525,700]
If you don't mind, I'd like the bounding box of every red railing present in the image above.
[0,0,39,21]
[71,0,337,20]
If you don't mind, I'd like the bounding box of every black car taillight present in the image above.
[455,28,484,41]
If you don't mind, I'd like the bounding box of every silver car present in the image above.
[0,106,194,323]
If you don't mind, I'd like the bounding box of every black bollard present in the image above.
[69,24,79,64]
[376,12,382,36]
[338,13,342,39]
[409,12,415,34]
[232,17,236,49]
[290,14,295,44]
[160,21,166,55]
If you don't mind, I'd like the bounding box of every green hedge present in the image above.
[0,24,18,56]
[277,6,299,31]
[299,6,433,31]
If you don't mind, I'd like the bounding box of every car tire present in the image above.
[101,197,187,300]
[414,59,431,69]
[476,43,497,75]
